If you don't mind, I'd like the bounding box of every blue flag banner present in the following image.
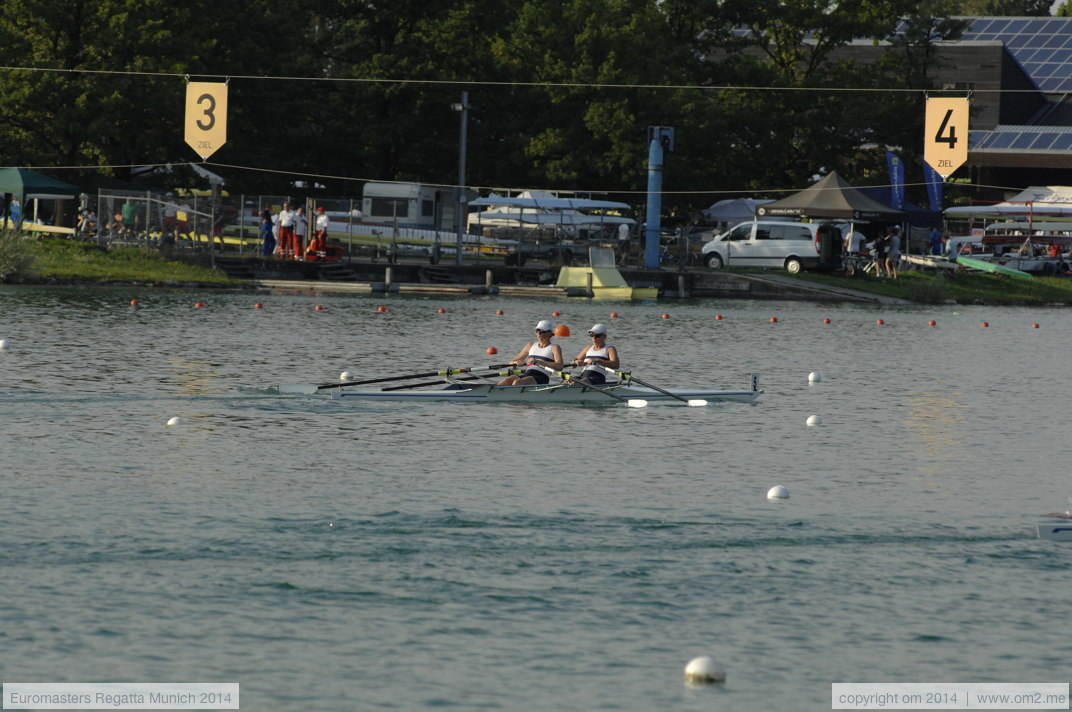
[886,151,905,210]
[923,160,944,212]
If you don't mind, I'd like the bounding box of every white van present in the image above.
[700,220,840,273]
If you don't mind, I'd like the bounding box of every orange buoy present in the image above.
[715,314,723,320]
[437,308,446,314]
[496,309,504,315]
[377,305,387,312]
[822,317,831,324]
[315,305,324,311]
[552,311,561,317]
[610,312,619,318]
[194,301,204,308]
[1032,323,1040,329]
[486,346,498,355]
[876,319,884,325]
[770,317,778,323]
[254,303,263,309]
[130,299,139,306]
[928,320,936,326]
[554,324,571,337]
[981,321,989,328]
[660,313,670,320]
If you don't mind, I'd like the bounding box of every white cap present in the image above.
[535,319,554,332]
[589,323,608,335]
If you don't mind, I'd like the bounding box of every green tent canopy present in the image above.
[0,167,80,201]
[0,167,80,229]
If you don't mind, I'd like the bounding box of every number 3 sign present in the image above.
[185,82,228,160]
[924,97,969,179]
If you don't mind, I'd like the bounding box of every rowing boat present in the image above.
[276,375,761,405]
[955,255,1033,278]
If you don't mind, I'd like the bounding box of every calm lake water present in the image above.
[2,285,1071,711]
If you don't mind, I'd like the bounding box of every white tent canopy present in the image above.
[702,197,775,224]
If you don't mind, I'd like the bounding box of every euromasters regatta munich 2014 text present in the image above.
[7,690,198,706]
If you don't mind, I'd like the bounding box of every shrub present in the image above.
[0,229,35,283]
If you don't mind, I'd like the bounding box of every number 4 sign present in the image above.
[924,97,969,179]
[184,82,228,160]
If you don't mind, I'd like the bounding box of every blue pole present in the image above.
[644,137,663,269]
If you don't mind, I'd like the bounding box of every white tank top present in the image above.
[581,344,612,373]
[527,341,556,363]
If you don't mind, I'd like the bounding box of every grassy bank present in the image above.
[782,268,1072,305]
[1,234,239,286]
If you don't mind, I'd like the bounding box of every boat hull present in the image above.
[324,382,760,404]
[956,255,1033,278]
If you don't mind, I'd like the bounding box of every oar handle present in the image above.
[530,363,635,404]
[590,364,694,404]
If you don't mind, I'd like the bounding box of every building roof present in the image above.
[958,17,1072,93]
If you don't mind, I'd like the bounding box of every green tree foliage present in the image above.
[956,0,1052,14]
[0,0,973,212]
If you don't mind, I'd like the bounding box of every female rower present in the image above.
[570,324,619,385]
[499,319,563,386]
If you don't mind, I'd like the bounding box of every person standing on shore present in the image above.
[885,225,901,279]
[293,206,308,260]
[277,201,296,259]
[259,210,276,256]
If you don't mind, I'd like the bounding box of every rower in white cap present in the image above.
[498,319,564,386]
[569,323,619,385]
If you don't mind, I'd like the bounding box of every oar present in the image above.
[530,364,647,408]
[380,373,495,391]
[278,364,510,394]
[591,364,707,406]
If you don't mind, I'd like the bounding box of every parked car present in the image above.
[700,220,842,274]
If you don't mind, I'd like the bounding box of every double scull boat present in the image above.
[276,374,761,406]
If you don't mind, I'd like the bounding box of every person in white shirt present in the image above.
[293,206,308,259]
[162,193,178,237]
[277,202,295,258]
[570,324,620,385]
[499,320,564,386]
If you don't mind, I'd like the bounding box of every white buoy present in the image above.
[0,338,9,350]
[684,656,726,684]
[340,371,353,381]
[806,415,822,426]
[767,485,789,500]
[166,416,182,426]
[808,371,822,383]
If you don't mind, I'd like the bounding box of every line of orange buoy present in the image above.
[314,305,324,311]
[194,301,204,308]
[437,308,446,314]
[254,303,263,309]
[377,305,387,312]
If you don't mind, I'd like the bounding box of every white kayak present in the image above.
[275,375,761,406]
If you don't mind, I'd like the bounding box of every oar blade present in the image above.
[626,399,648,408]
[686,399,709,407]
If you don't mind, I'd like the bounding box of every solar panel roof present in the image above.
[959,17,1072,92]
[970,125,1072,152]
